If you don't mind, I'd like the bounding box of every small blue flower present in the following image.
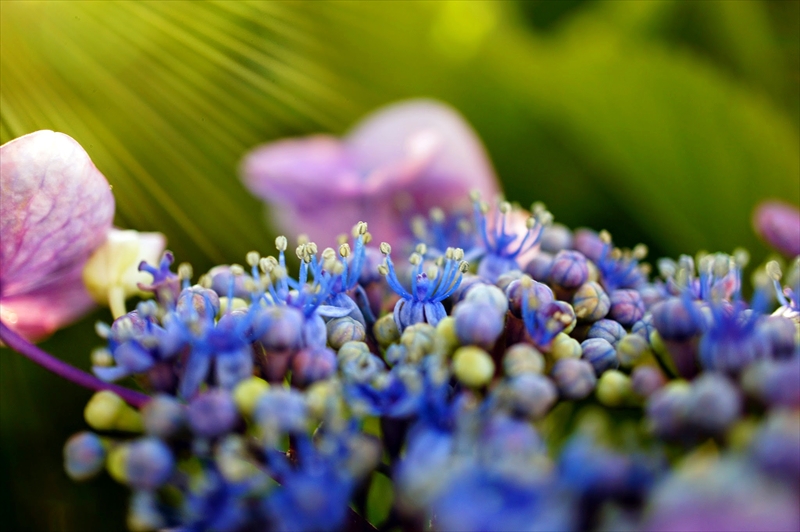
[379,242,467,331]
[594,231,648,292]
[469,195,551,282]
[410,206,476,258]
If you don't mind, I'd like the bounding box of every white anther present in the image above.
[178,263,193,280]
[415,243,427,256]
[733,248,750,268]
[409,253,422,266]
[632,244,648,260]
[297,234,309,246]
[378,264,389,276]
[198,274,212,288]
[246,251,260,267]
[599,230,612,245]
[380,242,392,255]
[445,247,454,260]
[469,190,481,202]
[275,236,288,252]
[499,201,512,214]
[426,265,439,279]
[355,221,368,236]
[766,261,782,281]
[453,248,465,261]
[230,264,245,276]
[411,216,427,239]
[430,207,445,223]
[459,261,470,273]
[339,243,351,258]
[296,245,306,260]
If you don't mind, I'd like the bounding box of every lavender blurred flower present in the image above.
[0,130,115,340]
[753,201,800,257]
[241,100,500,245]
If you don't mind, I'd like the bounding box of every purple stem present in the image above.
[0,321,150,408]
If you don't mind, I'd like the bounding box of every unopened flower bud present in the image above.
[581,338,619,376]
[125,437,174,490]
[142,395,185,438]
[454,301,505,349]
[452,346,495,388]
[549,250,589,289]
[503,343,545,376]
[549,332,582,361]
[552,358,597,400]
[572,281,610,321]
[64,432,106,481]
[292,346,337,388]
[616,333,651,368]
[232,377,269,417]
[187,389,238,438]
[327,317,366,350]
[587,319,627,347]
[609,289,645,326]
[596,370,632,407]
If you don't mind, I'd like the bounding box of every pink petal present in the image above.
[753,201,800,257]
[0,263,96,342]
[241,135,362,207]
[241,100,500,247]
[0,130,114,338]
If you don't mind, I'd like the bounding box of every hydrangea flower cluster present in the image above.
[2,108,799,531]
[47,206,800,531]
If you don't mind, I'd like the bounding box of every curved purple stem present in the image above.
[0,321,150,408]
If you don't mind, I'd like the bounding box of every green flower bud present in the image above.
[452,346,495,388]
[373,313,400,347]
[503,343,545,376]
[596,370,632,407]
[233,376,269,417]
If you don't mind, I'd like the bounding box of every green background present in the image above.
[1,1,798,530]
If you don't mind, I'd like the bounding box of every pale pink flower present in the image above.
[241,99,500,246]
[0,130,115,340]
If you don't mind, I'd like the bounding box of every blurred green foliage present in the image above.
[1,1,798,530]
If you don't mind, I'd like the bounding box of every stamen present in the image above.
[380,242,392,255]
[766,261,782,281]
[275,236,288,252]
[246,251,260,268]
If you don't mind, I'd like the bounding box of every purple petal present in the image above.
[753,201,800,257]
[241,100,500,246]
[0,131,114,339]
